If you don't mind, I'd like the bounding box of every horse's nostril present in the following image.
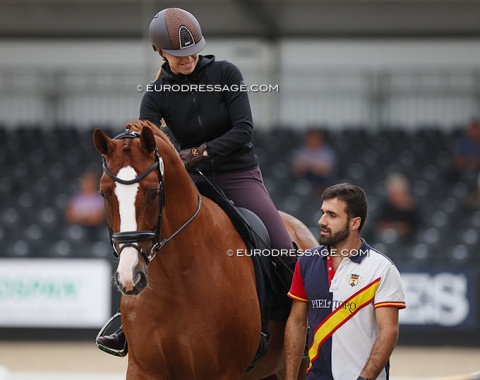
[123,288,140,296]
[114,273,131,295]
[134,272,148,292]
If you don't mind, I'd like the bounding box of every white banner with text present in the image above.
[399,269,477,329]
[0,259,112,328]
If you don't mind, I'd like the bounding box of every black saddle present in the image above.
[237,207,271,254]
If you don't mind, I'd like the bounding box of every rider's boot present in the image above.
[96,313,128,357]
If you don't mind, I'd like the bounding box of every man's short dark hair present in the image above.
[322,183,368,231]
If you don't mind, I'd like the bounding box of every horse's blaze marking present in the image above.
[115,166,140,289]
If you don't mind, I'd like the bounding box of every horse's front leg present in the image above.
[126,362,169,380]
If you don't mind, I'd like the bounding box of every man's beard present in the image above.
[319,221,350,246]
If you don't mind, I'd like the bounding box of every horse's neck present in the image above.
[159,142,200,239]
[164,171,199,215]
[150,163,203,280]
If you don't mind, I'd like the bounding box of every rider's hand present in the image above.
[179,143,209,169]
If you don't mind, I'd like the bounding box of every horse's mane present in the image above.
[124,120,176,152]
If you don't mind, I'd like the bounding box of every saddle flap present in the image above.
[236,207,271,251]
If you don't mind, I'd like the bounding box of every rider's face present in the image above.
[160,51,199,75]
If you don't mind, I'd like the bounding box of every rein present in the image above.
[102,129,202,265]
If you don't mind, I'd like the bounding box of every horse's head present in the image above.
[93,121,165,296]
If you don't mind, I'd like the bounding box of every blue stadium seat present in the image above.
[0,126,476,268]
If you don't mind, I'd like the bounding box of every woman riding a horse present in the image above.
[97,7,297,355]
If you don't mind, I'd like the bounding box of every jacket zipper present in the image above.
[189,86,203,132]
[190,86,214,171]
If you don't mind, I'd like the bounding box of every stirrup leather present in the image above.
[95,311,128,357]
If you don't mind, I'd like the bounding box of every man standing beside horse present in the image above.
[285,183,406,380]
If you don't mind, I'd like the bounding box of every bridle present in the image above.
[102,129,202,265]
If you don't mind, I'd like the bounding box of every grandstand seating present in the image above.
[1,125,479,268]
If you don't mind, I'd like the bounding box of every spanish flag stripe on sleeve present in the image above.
[307,278,381,372]
[288,261,308,301]
[375,301,406,309]
[287,292,309,302]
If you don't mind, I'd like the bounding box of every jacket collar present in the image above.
[317,238,370,264]
[348,238,371,264]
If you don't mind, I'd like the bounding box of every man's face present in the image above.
[318,197,350,246]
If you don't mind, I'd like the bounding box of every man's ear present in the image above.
[350,216,361,231]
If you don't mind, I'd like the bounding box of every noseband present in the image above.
[102,129,202,265]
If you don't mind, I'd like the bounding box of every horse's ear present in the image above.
[93,129,114,155]
[140,126,156,153]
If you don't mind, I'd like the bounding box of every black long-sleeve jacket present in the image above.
[140,55,259,173]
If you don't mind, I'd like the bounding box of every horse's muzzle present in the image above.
[115,270,148,295]
[115,250,149,295]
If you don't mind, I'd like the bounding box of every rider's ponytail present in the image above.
[155,67,162,81]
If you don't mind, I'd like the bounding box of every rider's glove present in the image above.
[179,143,209,169]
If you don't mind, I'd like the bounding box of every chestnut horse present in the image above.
[93,121,317,380]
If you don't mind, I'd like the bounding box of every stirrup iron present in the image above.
[95,311,127,357]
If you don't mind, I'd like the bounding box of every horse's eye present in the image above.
[148,189,160,202]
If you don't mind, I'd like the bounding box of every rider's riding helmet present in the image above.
[149,8,206,57]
